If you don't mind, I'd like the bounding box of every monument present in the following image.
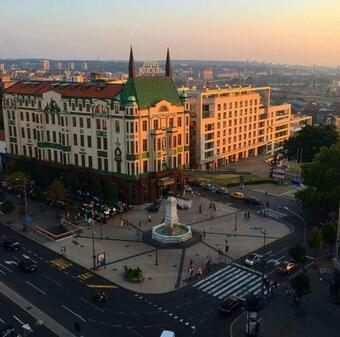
[152,197,192,244]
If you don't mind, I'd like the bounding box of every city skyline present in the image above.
[0,0,339,67]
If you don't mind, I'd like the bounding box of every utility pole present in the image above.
[91,202,96,270]
[234,211,238,231]
[155,248,158,266]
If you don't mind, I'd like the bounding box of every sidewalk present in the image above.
[0,282,75,337]
[231,266,340,337]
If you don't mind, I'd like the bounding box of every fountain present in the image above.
[152,197,192,244]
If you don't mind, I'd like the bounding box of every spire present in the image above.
[165,47,172,77]
[128,46,136,79]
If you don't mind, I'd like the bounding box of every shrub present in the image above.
[0,200,15,214]
[123,266,143,283]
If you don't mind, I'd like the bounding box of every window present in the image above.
[63,102,67,111]
[79,117,84,128]
[142,120,147,131]
[33,129,36,140]
[102,119,107,130]
[21,128,25,138]
[20,111,23,120]
[27,129,31,139]
[48,149,51,161]
[87,136,92,148]
[80,135,84,147]
[46,130,50,142]
[115,120,120,133]
[73,134,77,146]
[87,118,91,128]
[97,137,101,149]
[169,118,174,128]
[143,139,147,152]
[52,131,56,143]
[72,117,77,127]
[53,150,58,162]
[98,158,102,170]
[81,154,85,167]
[153,120,158,130]
[26,111,30,121]
[177,117,182,127]
[88,156,92,168]
[51,114,55,124]
[86,104,90,112]
[103,138,107,150]
[157,139,161,151]
[103,158,108,171]
[143,160,148,173]
[178,134,182,146]
[96,119,101,129]
[45,114,49,124]
[74,153,78,166]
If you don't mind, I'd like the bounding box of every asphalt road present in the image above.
[0,293,56,337]
[0,186,308,337]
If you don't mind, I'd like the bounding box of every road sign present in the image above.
[25,215,32,223]
[96,252,106,267]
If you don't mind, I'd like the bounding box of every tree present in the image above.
[289,244,307,263]
[5,171,29,188]
[320,221,337,255]
[308,227,323,259]
[291,271,311,303]
[283,125,338,162]
[296,142,340,213]
[48,179,66,203]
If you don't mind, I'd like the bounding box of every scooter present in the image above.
[93,292,108,303]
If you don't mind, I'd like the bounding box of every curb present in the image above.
[0,281,76,337]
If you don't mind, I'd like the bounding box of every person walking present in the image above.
[199,204,202,213]
[203,230,206,240]
[189,266,194,278]
[213,203,216,212]
[199,231,203,241]
[148,214,152,222]
[139,221,142,229]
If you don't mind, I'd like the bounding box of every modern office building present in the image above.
[186,85,291,169]
[289,113,313,136]
[2,49,190,203]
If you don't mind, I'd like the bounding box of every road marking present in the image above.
[77,272,94,281]
[86,284,118,289]
[13,315,24,325]
[50,258,72,270]
[62,305,86,322]
[0,318,5,323]
[43,274,62,287]
[0,263,13,273]
[81,297,104,313]
[271,248,287,257]
[127,327,143,337]
[25,281,46,295]
[4,261,18,266]
[0,268,6,275]
[264,251,272,256]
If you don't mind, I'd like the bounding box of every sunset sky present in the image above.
[1,0,339,66]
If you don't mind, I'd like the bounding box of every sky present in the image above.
[0,0,339,66]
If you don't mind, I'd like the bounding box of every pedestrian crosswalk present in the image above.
[193,263,266,299]
[257,208,287,219]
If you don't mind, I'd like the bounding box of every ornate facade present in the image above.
[2,49,190,203]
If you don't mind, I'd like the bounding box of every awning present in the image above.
[158,177,175,187]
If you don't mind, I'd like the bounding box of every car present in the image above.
[203,183,216,192]
[1,239,20,252]
[219,295,244,315]
[216,187,229,195]
[244,197,262,205]
[245,253,261,266]
[19,258,38,272]
[160,331,175,337]
[184,185,193,193]
[230,191,244,200]
[278,261,297,274]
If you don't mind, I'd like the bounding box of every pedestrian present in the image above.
[209,201,212,209]
[244,211,247,219]
[189,259,193,267]
[213,203,216,212]
[203,230,206,240]
[120,218,124,227]
[199,231,203,241]
[139,221,142,229]
[199,204,202,214]
[196,267,203,277]
[148,214,152,222]
[266,201,269,207]
[190,267,194,277]
[247,211,250,220]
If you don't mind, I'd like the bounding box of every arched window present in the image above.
[159,105,168,113]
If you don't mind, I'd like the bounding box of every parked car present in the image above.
[184,185,193,193]
[203,183,216,192]
[278,261,297,274]
[219,296,244,315]
[19,258,38,272]
[1,239,20,252]
[245,253,261,266]
[244,197,263,205]
[230,192,244,200]
[216,187,229,195]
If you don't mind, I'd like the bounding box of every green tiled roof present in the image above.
[120,77,183,108]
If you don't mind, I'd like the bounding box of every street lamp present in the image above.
[251,226,266,303]
[155,247,159,266]
[234,210,238,231]
[90,202,96,270]
[284,206,306,246]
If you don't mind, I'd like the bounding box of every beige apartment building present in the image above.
[185,85,291,169]
[2,49,190,203]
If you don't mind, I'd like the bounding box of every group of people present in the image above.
[244,211,251,220]
[188,256,214,278]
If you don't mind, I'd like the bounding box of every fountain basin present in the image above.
[152,223,192,244]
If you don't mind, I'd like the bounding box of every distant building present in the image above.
[289,113,312,136]
[2,48,189,203]
[0,64,5,73]
[186,85,291,169]
[202,68,213,81]
[69,62,75,71]
[81,62,88,71]
[24,60,49,72]
[57,62,63,71]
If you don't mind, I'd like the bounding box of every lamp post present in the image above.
[284,206,306,246]
[90,202,96,270]
[155,247,159,266]
[234,210,238,231]
[251,226,266,303]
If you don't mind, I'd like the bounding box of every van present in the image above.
[160,331,175,337]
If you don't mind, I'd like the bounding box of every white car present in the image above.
[160,331,175,337]
[245,253,261,266]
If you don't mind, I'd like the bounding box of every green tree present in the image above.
[48,179,66,203]
[308,227,323,259]
[5,171,29,188]
[296,142,340,213]
[291,271,311,303]
[320,221,337,255]
[289,244,307,263]
[283,125,338,162]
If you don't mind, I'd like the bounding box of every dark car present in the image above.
[19,258,38,272]
[278,261,297,274]
[1,239,20,252]
[219,296,244,315]
[243,197,263,205]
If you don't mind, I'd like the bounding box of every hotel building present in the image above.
[186,85,291,169]
[2,49,190,203]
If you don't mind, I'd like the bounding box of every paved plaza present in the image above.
[1,193,290,293]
